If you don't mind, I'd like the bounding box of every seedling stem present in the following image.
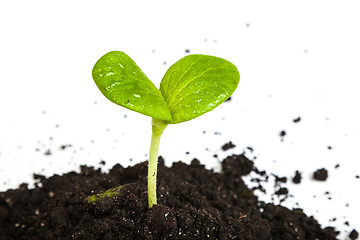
[148,118,167,208]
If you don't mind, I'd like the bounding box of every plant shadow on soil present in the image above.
[0,154,340,239]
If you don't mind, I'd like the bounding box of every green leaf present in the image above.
[160,54,240,124]
[92,51,172,122]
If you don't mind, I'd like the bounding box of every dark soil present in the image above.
[221,141,236,151]
[0,154,339,239]
[313,168,328,181]
[293,117,301,123]
[292,170,302,184]
[350,229,359,240]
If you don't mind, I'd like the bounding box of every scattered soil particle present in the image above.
[0,155,339,239]
[313,168,328,181]
[254,168,267,177]
[246,146,254,152]
[273,174,287,183]
[44,149,52,156]
[293,117,301,123]
[60,144,72,150]
[280,130,286,141]
[275,187,289,196]
[221,141,236,151]
[350,229,359,240]
[292,170,302,184]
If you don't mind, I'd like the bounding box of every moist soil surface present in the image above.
[0,154,339,240]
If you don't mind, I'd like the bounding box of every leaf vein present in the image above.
[168,64,230,107]
[111,74,156,89]
[169,84,227,112]
[166,57,203,101]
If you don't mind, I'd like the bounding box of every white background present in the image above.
[1,1,359,238]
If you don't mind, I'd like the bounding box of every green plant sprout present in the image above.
[86,185,124,204]
[92,51,240,208]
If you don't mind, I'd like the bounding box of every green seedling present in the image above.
[92,51,240,208]
[87,185,124,204]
